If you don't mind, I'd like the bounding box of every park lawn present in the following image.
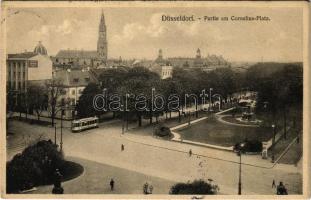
[177,117,272,147]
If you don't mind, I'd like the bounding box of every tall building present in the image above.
[97,11,108,63]
[7,41,52,93]
[53,11,108,68]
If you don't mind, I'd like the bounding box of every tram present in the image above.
[71,117,99,132]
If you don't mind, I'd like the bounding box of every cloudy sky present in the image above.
[5,6,303,62]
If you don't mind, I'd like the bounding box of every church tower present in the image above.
[97,11,108,63]
[196,48,201,59]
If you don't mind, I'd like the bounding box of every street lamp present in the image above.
[122,104,125,134]
[209,88,213,112]
[60,111,65,151]
[151,87,155,124]
[236,148,242,195]
[271,124,276,163]
[54,126,57,145]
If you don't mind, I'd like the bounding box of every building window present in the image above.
[23,72,25,78]
[61,98,65,106]
[56,58,59,63]
[85,77,90,82]
[60,90,66,95]
[73,78,79,83]
[28,60,38,68]
[72,90,75,95]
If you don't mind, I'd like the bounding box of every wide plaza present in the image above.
[6,111,303,195]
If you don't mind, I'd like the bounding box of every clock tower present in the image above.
[97,11,108,63]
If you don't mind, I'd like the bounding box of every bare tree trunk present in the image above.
[284,107,287,139]
[138,113,142,127]
[178,111,181,122]
[51,107,55,126]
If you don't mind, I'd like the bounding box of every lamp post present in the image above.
[122,104,125,134]
[188,110,191,126]
[151,87,155,124]
[209,88,213,112]
[60,111,64,151]
[271,124,276,163]
[237,149,242,195]
[54,126,57,145]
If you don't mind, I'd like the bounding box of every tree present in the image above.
[27,84,48,121]
[122,66,161,126]
[45,79,65,126]
[253,63,302,135]
[6,140,64,193]
[76,83,102,118]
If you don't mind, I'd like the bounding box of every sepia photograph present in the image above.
[0,1,309,198]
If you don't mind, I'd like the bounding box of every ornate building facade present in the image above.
[7,41,52,93]
[97,12,108,62]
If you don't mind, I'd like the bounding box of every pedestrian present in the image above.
[272,179,276,188]
[149,184,153,194]
[53,168,63,188]
[143,182,149,194]
[121,144,124,151]
[277,181,288,195]
[189,149,192,157]
[110,178,114,191]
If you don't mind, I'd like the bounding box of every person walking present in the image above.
[277,181,288,195]
[143,182,149,194]
[189,149,192,157]
[110,178,115,191]
[52,168,63,194]
[149,184,153,194]
[121,144,124,151]
[272,179,276,188]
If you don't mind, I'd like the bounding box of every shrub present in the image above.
[234,139,263,153]
[170,180,218,194]
[6,140,64,193]
[154,125,171,137]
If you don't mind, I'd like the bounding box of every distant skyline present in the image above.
[5,6,303,62]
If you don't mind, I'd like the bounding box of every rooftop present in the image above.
[56,50,98,59]
[54,69,98,87]
[8,52,38,59]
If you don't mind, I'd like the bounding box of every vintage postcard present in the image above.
[0,1,310,199]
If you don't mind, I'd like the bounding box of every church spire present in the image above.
[97,10,108,63]
[99,10,106,32]
[158,49,163,60]
[196,48,201,59]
